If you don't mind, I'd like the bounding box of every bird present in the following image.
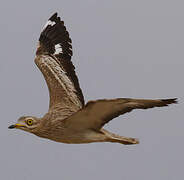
[8,13,177,145]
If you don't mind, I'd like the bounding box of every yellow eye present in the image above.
[26,119,33,126]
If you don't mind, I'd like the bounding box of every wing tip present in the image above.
[50,12,58,18]
[38,12,73,60]
[49,12,59,22]
[161,98,178,105]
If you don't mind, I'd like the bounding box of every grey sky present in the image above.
[0,0,183,179]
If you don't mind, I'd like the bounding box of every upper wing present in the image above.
[35,13,84,112]
[66,98,177,130]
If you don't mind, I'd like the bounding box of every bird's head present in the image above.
[8,116,41,133]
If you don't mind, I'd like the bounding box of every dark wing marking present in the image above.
[38,13,72,59]
[66,98,177,130]
[35,13,84,110]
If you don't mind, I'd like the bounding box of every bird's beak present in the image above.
[8,124,16,129]
[8,124,25,129]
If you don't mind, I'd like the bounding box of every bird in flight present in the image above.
[9,13,177,145]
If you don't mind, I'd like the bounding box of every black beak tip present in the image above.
[8,125,15,129]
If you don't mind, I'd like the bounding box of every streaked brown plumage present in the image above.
[9,13,177,145]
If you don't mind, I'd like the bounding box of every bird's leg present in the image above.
[101,129,139,145]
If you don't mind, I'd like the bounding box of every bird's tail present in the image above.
[101,129,139,145]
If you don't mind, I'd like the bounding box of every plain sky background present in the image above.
[0,0,183,179]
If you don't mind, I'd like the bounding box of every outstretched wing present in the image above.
[66,98,177,130]
[35,13,84,112]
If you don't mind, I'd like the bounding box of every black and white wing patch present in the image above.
[38,12,72,60]
[35,13,84,110]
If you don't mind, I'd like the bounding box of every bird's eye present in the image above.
[26,119,33,126]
